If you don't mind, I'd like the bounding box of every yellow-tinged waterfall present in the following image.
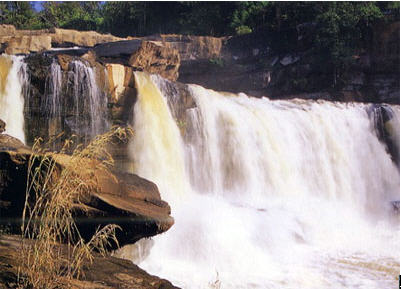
[129,72,188,202]
[0,55,26,143]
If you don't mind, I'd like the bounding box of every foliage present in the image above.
[40,2,104,30]
[230,2,270,33]
[0,1,43,29]
[315,2,383,65]
[235,25,252,36]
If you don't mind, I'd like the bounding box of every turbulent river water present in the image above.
[128,72,399,289]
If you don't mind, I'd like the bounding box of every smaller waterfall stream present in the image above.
[38,59,109,145]
[68,60,108,139]
[0,55,27,143]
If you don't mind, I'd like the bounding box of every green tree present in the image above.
[230,2,271,35]
[314,2,383,84]
[40,1,103,31]
[0,1,44,29]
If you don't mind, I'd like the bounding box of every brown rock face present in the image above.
[142,34,224,61]
[50,28,124,47]
[128,41,180,81]
[0,235,180,289]
[3,35,51,54]
[0,24,16,36]
[56,54,73,71]
[0,25,126,54]
[0,133,174,248]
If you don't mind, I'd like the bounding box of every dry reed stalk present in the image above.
[18,126,133,289]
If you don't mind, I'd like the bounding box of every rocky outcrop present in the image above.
[2,35,52,55]
[141,34,224,61]
[95,40,181,81]
[0,24,124,54]
[94,39,142,63]
[0,130,174,248]
[106,63,137,124]
[128,41,180,81]
[50,27,123,47]
[0,234,180,289]
[368,104,400,167]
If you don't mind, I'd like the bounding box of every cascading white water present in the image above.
[0,55,27,143]
[68,60,109,139]
[128,73,399,289]
[43,60,63,120]
[39,60,109,143]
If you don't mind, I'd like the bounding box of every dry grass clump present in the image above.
[19,126,133,289]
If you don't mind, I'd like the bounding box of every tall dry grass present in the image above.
[18,126,133,289]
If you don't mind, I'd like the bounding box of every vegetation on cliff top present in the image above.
[0,2,398,62]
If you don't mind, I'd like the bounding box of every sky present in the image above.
[32,1,44,12]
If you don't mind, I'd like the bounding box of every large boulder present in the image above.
[128,41,180,81]
[95,40,181,81]
[0,132,174,248]
[94,39,142,62]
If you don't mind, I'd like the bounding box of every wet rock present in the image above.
[368,104,399,166]
[56,54,73,71]
[0,120,5,134]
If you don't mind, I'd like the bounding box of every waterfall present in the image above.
[42,60,63,139]
[67,60,109,140]
[0,55,27,143]
[129,72,189,202]
[128,73,399,289]
[39,59,109,145]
